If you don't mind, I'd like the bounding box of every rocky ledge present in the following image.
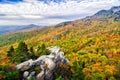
[16,46,69,80]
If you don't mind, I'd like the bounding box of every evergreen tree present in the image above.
[7,46,16,63]
[7,46,14,57]
[36,44,50,56]
[16,41,30,63]
[16,41,28,54]
[41,43,46,50]
[30,46,34,53]
[41,43,50,55]
[29,46,37,59]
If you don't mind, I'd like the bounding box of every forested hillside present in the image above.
[0,6,120,80]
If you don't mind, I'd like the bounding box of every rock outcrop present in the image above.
[16,46,69,80]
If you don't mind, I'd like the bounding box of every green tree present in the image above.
[30,46,34,53]
[72,60,85,80]
[41,44,50,55]
[29,46,37,59]
[7,46,16,63]
[16,41,28,54]
[5,70,20,80]
[41,44,46,50]
[36,44,50,56]
[15,41,30,63]
[7,46,14,57]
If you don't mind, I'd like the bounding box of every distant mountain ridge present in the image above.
[0,24,41,35]
[55,6,120,27]
[55,21,72,27]
[1,6,120,35]
[95,6,120,16]
[94,6,120,21]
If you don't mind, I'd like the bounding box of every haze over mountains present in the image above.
[56,5,120,26]
[0,24,41,35]
[0,0,120,35]
[0,5,120,35]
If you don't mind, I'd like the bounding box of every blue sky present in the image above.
[0,0,120,26]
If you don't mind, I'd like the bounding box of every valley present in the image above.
[0,6,120,80]
[0,24,42,35]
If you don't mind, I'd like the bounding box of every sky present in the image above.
[0,0,120,26]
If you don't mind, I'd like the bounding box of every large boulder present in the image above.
[36,46,69,80]
[16,46,69,80]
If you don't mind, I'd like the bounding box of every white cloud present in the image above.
[0,0,120,26]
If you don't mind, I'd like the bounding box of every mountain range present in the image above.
[58,6,120,26]
[94,6,120,21]
[0,6,120,35]
[0,5,120,80]
[0,24,42,35]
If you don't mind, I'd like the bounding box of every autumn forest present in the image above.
[0,6,120,80]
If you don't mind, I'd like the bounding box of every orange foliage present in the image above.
[105,65,116,75]
[92,62,103,73]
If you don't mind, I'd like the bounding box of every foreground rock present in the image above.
[16,46,69,80]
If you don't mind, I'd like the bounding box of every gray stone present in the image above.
[16,59,36,71]
[23,71,29,79]
[27,71,36,80]
[16,46,69,80]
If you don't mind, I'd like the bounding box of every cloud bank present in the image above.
[0,0,120,26]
